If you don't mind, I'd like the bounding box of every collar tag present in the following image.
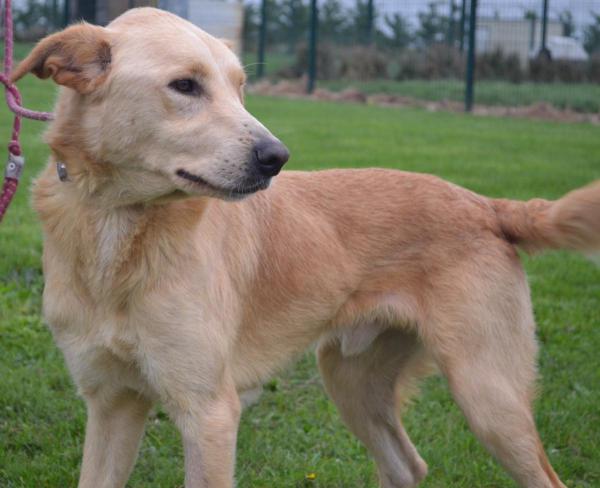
[56,161,68,182]
[5,153,24,180]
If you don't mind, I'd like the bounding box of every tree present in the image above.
[14,0,55,39]
[243,0,284,50]
[380,13,412,49]
[447,1,460,45]
[319,0,348,44]
[242,1,284,52]
[584,13,600,54]
[558,10,575,38]
[350,0,377,45]
[523,9,537,22]
[263,0,285,45]
[242,2,259,52]
[277,0,309,53]
[416,2,450,47]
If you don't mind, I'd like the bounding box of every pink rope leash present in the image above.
[0,0,54,223]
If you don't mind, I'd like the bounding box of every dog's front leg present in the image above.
[138,317,241,486]
[78,388,153,488]
[169,375,241,488]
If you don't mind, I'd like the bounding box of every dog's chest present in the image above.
[43,280,142,368]
[47,306,152,397]
[95,320,138,362]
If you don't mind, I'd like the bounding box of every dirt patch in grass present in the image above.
[249,79,600,125]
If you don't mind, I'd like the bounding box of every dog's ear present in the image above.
[10,23,111,94]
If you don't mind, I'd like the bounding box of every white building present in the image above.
[476,18,564,64]
[66,0,243,56]
[546,36,589,62]
[159,0,244,55]
[477,18,588,65]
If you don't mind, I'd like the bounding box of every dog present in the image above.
[11,7,599,488]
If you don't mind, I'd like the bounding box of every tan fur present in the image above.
[11,23,111,94]
[494,180,600,253]
[15,7,599,488]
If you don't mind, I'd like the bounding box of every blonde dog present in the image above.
[12,7,599,488]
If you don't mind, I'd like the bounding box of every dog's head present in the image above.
[12,7,289,203]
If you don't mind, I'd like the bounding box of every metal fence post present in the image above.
[459,0,466,52]
[541,0,549,55]
[51,0,58,30]
[307,0,318,94]
[257,0,267,79]
[63,0,71,27]
[465,0,478,112]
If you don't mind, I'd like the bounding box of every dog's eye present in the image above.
[169,79,201,95]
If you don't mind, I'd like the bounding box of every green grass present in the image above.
[1,77,599,487]
[320,79,600,114]
[0,42,35,64]
[241,47,600,113]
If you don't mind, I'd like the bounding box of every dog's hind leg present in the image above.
[78,388,153,488]
[318,327,432,488]
[424,262,567,488]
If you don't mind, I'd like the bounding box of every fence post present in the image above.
[459,0,466,52]
[257,0,267,79]
[307,0,318,94]
[465,0,478,112]
[63,0,71,27]
[541,0,549,55]
[51,0,58,30]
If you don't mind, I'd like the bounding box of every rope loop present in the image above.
[0,0,54,222]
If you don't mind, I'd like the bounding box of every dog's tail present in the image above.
[493,180,600,254]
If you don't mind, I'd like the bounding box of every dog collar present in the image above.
[56,161,68,182]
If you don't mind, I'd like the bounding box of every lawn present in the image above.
[241,50,600,113]
[1,76,599,488]
[319,79,600,114]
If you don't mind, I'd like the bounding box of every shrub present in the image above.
[477,49,523,83]
[282,42,341,80]
[529,56,555,82]
[393,45,464,81]
[529,57,588,83]
[392,50,423,80]
[281,41,600,85]
[587,53,600,83]
[285,43,388,80]
[420,44,464,79]
[554,60,587,83]
[338,46,388,80]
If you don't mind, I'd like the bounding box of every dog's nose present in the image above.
[253,139,289,177]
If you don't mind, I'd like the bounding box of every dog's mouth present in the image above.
[176,169,270,198]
